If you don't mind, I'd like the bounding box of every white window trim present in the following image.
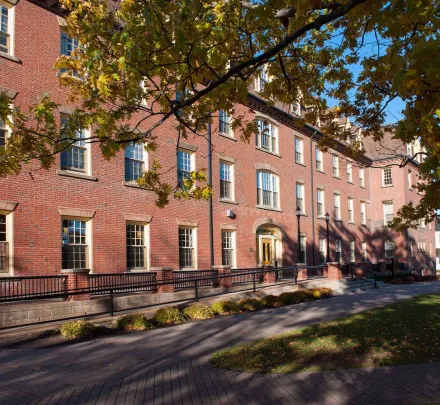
[221,229,236,268]
[317,188,325,217]
[299,234,307,264]
[0,210,13,275]
[296,182,305,214]
[178,226,198,270]
[295,136,304,164]
[61,216,93,272]
[347,163,353,183]
[383,202,394,226]
[256,118,278,155]
[319,238,326,264]
[382,167,393,186]
[334,193,341,220]
[257,170,280,210]
[359,168,365,187]
[349,239,355,263]
[0,1,15,56]
[335,239,342,263]
[177,148,196,188]
[219,160,235,201]
[315,147,323,171]
[348,197,354,223]
[361,241,367,262]
[360,201,366,225]
[332,154,340,178]
[219,110,234,138]
[126,221,150,271]
[125,143,148,183]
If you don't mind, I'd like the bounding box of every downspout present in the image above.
[310,131,318,266]
[208,122,214,267]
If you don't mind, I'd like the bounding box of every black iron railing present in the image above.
[89,272,157,295]
[0,275,68,302]
[231,268,263,284]
[173,270,218,290]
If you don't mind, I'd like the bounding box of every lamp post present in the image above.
[296,206,302,263]
[325,212,330,262]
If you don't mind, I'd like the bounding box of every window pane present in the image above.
[0,6,9,54]
[61,219,87,269]
[219,110,230,134]
[221,231,234,266]
[179,228,194,267]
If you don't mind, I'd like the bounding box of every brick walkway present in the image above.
[1,283,440,405]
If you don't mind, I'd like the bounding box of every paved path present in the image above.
[2,283,440,405]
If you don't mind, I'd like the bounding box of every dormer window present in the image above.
[291,101,301,116]
[255,66,268,92]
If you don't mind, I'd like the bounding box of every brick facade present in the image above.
[0,0,435,277]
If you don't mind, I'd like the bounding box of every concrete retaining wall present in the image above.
[0,281,302,328]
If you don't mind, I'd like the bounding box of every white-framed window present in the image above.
[348,198,354,223]
[178,227,196,268]
[317,188,324,217]
[319,238,326,264]
[296,182,305,214]
[61,219,89,270]
[349,239,355,263]
[299,235,306,264]
[334,193,341,220]
[408,170,412,190]
[177,149,194,189]
[295,137,304,164]
[0,117,8,148]
[60,31,80,76]
[125,142,147,182]
[0,2,14,55]
[382,167,393,186]
[257,171,279,209]
[383,202,394,225]
[335,239,342,263]
[221,230,235,267]
[360,201,366,225]
[219,110,233,137]
[0,212,12,274]
[60,115,91,174]
[126,223,148,269]
[419,218,426,228]
[256,119,278,154]
[332,154,339,178]
[359,168,365,187]
[346,163,353,183]
[255,66,268,92]
[291,101,301,116]
[220,161,234,201]
[315,147,323,171]
[361,241,367,262]
[385,240,395,259]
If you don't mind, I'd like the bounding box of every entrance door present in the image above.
[262,238,272,265]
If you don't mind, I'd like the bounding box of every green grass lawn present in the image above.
[210,294,440,374]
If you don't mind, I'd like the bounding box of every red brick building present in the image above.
[0,0,435,277]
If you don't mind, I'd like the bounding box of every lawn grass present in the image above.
[211,294,440,374]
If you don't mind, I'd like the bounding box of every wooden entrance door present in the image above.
[262,238,272,265]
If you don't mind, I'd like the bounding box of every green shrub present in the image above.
[278,292,296,305]
[183,304,215,320]
[211,300,241,315]
[116,314,154,331]
[153,307,187,325]
[60,320,95,339]
[261,294,282,308]
[238,298,265,312]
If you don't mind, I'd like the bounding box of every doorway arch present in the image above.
[254,220,284,267]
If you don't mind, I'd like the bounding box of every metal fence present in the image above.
[89,272,157,295]
[173,270,219,290]
[231,268,263,284]
[0,275,67,302]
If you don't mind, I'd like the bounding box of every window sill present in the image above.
[334,219,343,223]
[347,181,354,185]
[295,161,306,167]
[0,51,21,64]
[219,132,237,142]
[333,176,341,180]
[57,170,97,181]
[255,146,281,158]
[316,169,325,174]
[127,268,150,272]
[360,185,366,189]
[123,181,151,191]
[348,221,355,225]
[382,184,394,188]
[219,198,238,205]
[61,268,90,273]
[255,205,283,213]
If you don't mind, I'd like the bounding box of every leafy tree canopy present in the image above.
[0,0,438,227]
